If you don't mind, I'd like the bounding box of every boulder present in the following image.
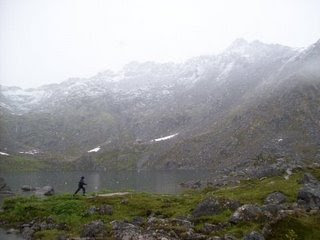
[230,204,263,224]
[21,185,36,191]
[264,192,287,205]
[131,216,145,226]
[202,223,229,234]
[261,204,285,219]
[192,198,223,218]
[35,186,54,196]
[299,173,319,184]
[6,228,19,234]
[243,231,265,240]
[86,206,97,215]
[98,204,113,215]
[111,220,141,240]
[86,204,113,215]
[168,218,193,229]
[22,227,35,240]
[297,175,320,209]
[180,180,202,189]
[180,229,206,240]
[223,234,237,240]
[81,220,105,238]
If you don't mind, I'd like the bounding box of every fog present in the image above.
[1,0,319,88]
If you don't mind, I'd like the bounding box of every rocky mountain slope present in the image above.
[0,38,319,171]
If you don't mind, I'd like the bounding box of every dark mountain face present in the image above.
[0,39,319,170]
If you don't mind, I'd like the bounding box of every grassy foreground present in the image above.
[1,168,320,239]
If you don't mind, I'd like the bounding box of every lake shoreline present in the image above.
[1,168,320,239]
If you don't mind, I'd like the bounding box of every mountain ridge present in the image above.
[1,38,319,171]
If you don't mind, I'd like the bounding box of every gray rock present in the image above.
[297,179,320,210]
[22,227,34,240]
[169,218,193,229]
[86,204,113,215]
[21,223,31,228]
[99,204,113,215]
[202,223,228,234]
[111,220,141,240]
[247,166,283,179]
[230,204,263,224]
[203,223,217,234]
[131,216,145,226]
[223,234,237,240]
[261,204,285,218]
[180,229,206,240]
[86,206,97,215]
[243,231,265,240]
[192,198,223,217]
[300,173,319,184]
[6,228,19,234]
[81,220,105,238]
[180,180,202,189]
[35,186,54,196]
[264,192,287,205]
[21,185,36,191]
[121,198,129,205]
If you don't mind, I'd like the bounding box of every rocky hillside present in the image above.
[0,38,320,170]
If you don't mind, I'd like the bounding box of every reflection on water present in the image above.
[1,170,213,195]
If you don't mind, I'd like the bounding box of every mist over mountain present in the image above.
[1,38,320,171]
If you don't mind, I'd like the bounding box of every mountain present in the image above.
[1,38,320,171]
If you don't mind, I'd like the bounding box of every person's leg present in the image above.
[82,186,86,196]
[74,187,80,195]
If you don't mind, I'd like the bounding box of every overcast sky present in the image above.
[1,0,320,88]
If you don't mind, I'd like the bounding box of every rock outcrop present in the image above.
[35,186,54,196]
[264,192,287,205]
[81,220,105,238]
[230,204,264,224]
[192,198,241,218]
[297,173,320,210]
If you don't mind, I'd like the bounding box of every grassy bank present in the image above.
[1,168,320,239]
[0,155,75,172]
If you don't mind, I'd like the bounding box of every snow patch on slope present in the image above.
[151,133,179,142]
[88,146,101,153]
[0,151,10,156]
[19,149,39,155]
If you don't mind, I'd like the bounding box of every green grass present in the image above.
[34,230,66,240]
[0,155,50,172]
[268,215,320,240]
[1,168,320,239]
[208,172,304,204]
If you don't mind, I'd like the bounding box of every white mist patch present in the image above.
[0,151,10,156]
[152,133,179,142]
[88,146,101,153]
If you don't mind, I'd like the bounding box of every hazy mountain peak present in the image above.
[228,38,249,49]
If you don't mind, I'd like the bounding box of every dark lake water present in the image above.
[0,229,23,240]
[1,170,213,195]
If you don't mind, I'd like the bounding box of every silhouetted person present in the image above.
[73,176,87,196]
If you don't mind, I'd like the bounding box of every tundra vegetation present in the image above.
[1,167,320,239]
